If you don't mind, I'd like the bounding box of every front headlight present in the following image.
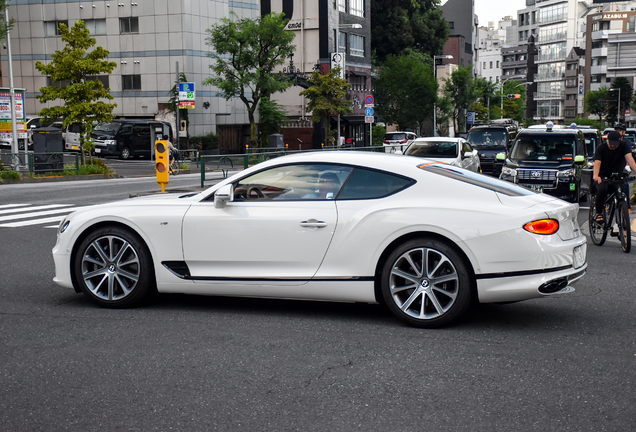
[556,168,575,178]
[59,219,70,233]
[105,139,116,145]
[502,167,517,177]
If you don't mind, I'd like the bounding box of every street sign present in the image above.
[330,52,346,80]
[365,116,374,123]
[0,88,27,140]
[364,107,374,116]
[467,111,475,125]
[178,82,195,109]
[365,95,374,105]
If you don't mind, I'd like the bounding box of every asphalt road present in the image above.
[1,175,635,431]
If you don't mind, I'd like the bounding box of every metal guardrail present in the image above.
[0,151,80,175]
[199,145,385,188]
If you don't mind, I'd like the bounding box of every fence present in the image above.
[0,152,80,175]
[198,145,385,188]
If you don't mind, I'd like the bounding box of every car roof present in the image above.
[517,129,580,137]
[412,137,462,142]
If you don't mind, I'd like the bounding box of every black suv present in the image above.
[91,119,172,159]
[466,124,517,177]
[497,127,587,203]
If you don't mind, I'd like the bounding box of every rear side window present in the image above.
[385,133,406,141]
[420,164,535,196]
[338,168,413,199]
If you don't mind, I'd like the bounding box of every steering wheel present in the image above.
[247,186,265,199]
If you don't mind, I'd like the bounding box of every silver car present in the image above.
[403,137,481,172]
[383,131,417,154]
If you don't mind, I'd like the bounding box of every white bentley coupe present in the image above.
[52,151,587,328]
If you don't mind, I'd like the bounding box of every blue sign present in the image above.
[179,82,195,93]
[365,95,374,105]
[467,111,475,125]
[365,107,374,116]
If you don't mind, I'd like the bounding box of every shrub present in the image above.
[0,170,22,180]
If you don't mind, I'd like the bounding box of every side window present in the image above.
[233,164,352,201]
[338,168,413,199]
[69,123,81,133]
[133,124,150,136]
[121,124,133,134]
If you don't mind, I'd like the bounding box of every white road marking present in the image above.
[0,207,79,222]
[0,204,30,209]
[0,204,73,215]
[0,216,67,228]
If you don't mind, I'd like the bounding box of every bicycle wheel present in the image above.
[170,158,180,175]
[588,195,608,246]
[616,200,631,253]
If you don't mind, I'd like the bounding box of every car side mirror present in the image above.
[574,155,585,164]
[463,151,473,159]
[496,152,506,161]
[214,184,234,208]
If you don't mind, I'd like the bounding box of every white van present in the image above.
[51,121,82,151]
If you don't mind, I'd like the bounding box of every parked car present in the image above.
[91,119,153,159]
[382,131,417,154]
[52,151,587,328]
[403,137,481,172]
[466,123,517,177]
[50,121,82,151]
[498,126,587,203]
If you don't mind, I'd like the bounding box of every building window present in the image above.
[490,61,493,69]
[350,34,364,57]
[496,60,499,68]
[84,19,107,35]
[449,21,454,29]
[349,0,364,17]
[45,21,68,36]
[339,32,346,53]
[47,78,71,88]
[87,75,110,89]
[338,0,346,12]
[483,62,486,69]
[122,75,141,90]
[564,109,575,117]
[519,31,524,41]
[120,17,139,34]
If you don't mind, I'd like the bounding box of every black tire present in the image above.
[588,195,608,246]
[73,226,154,308]
[617,200,631,253]
[170,158,180,175]
[380,237,473,328]
[120,146,131,160]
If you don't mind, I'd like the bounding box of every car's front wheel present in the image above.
[73,226,154,308]
[380,238,472,328]
[120,146,131,160]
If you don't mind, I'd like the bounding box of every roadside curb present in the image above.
[0,173,118,184]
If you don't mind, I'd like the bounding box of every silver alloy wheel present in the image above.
[121,147,131,159]
[81,235,141,301]
[389,247,459,320]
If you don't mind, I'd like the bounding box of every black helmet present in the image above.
[615,123,627,131]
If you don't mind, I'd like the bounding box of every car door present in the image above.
[181,164,350,285]
[66,123,81,150]
[131,124,151,157]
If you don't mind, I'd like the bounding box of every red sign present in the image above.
[179,101,195,109]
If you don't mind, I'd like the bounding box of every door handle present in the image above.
[300,220,328,228]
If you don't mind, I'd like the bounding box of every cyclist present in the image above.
[614,124,634,208]
[168,140,178,171]
[593,130,636,223]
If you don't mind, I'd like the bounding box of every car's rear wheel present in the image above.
[380,238,472,328]
[73,226,154,308]
[120,146,131,160]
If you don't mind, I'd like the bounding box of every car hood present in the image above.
[91,130,116,139]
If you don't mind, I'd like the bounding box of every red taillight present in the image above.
[399,139,408,144]
[524,219,559,235]
[383,140,389,144]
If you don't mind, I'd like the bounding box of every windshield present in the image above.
[94,122,120,133]
[466,129,507,147]
[510,136,576,162]
[405,141,457,158]
[625,131,636,144]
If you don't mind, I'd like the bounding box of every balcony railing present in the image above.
[591,47,608,57]
[534,90,565,100]
[538,14,567,25]
[590,65,606,75]
[537,33,567,44]
[534,53,567,64]
[533,72,565,82]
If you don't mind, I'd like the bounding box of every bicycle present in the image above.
[169,149,180,175]
[588,172,632,253]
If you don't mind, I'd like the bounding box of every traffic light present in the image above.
[507,94,521,99]
[155,140,169,192]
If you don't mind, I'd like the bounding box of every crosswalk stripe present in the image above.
[0,216,67,228]
[0,204,73,215]
[0,207,79,222]
[0,204,30,210]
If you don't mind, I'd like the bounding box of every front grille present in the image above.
[517,169,557,182]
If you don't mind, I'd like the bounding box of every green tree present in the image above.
[442,66,477,134]
[0,0,15,41]
[35,21,117,164]
[501,80,527,122]
[299,67,351,146]
[609,77,633,125]
[258,97,289,147]
[469,101,489,124]
[585,87,610,122]
[204,12,295,147]
[371,0,449,63]
[374,51,436,131]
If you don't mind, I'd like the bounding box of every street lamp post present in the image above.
[610,87,621,123]
[335,23,362,146]
[433,55,453,137]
